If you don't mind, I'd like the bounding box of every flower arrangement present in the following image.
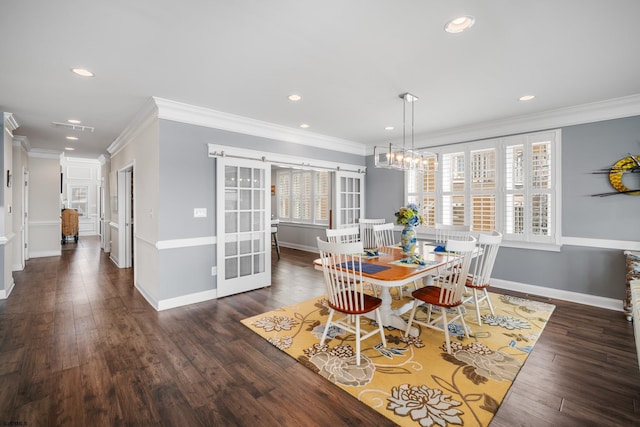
[395,203,424,227]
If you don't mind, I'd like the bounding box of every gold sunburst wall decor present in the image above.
[592,154,640,197]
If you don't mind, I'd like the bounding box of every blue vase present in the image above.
[400,225,417,255]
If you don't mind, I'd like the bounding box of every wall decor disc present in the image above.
[609,155,640,195]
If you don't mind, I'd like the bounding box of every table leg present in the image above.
[367,286,419,337]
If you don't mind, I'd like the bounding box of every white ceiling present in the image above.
[2,0,640,159]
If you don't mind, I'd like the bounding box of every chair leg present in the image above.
[320,310,335,345]
[404,300,419,337]
[442,311,451,354]
[458,306,469,338]
[484,289,495,316]
[355,315,362,366]
[272,232,281,260]
[473,288,482,326]
[375,309,386,347]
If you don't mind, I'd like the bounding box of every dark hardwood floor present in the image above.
[0,237,638,426]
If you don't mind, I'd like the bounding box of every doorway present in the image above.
[117,164,134,269]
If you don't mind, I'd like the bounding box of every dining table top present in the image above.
[314,243,451,285]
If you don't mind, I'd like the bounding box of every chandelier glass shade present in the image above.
[374,92,437,174]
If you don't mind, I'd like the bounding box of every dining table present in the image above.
[314,242,455,337]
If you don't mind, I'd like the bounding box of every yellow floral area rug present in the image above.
[241,292,555,427]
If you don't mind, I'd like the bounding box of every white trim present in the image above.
[562,236,640,251]
[403,93,640,151]
[156,236,216,250]
[0,278,15,299]
[4,112,19,132]
[135,281,159,310]
[12,263,24,272]
[107,97,158,156]
[28,149,62,159]
[208,143,366,174]
[30,250,62,258]
[13,135,31,151]
[158,97,366,156]
[157,289,218,311]
[491,278,623,312]
[29,220,60,226]
[277,241,318,254]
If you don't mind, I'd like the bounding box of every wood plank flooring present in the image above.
[0,236,639,426]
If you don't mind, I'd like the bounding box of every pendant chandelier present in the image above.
[374,92,437,173]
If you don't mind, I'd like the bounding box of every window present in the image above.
[277,169,330,225]
[70,186,88,217]
[407,130,560,248]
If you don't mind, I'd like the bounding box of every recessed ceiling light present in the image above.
[66,136,78,140]
[300,123,310,128]
[385,126,394,131]
[65,147,75,151]
[519,95,536,101]
[71,68,94,77]
[67,119,81,124]
[288,94,302,102]
[445,16,475,33]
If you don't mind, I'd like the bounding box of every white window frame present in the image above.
[407,129,562,251]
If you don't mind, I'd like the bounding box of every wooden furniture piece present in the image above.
[463,231,503,325]
[61,208,79,244]
[314,241,457,336]
[405,238,477,354]
[316,238,386,366]
[358,218,385,249]
[624,250,640,321]
[271,219,280,260]
[325,227,359,244]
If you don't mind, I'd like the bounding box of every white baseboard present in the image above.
[157,289,218,311]
[0,278,15,299]
[491,278,623,312]
[29,250,62,258]
[278,242,318,254]
[135,281,159,310]
[12,263,24,272]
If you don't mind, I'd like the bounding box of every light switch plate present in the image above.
[194,208,207,218]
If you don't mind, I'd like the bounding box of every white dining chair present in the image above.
[317,237,387,366]
[463,231,502,325]
[358,218,386,249]
[372,222,417,299]
[405,237,477,354]
[435,223,471,245]
[325,227,360,244]
[372,223,396,249]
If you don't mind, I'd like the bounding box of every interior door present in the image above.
[216,157,271,297]
[333,171,364,228]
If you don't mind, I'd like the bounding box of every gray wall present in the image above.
[156,119,366,298]
[366,115,640,300]
[364,155,405,221]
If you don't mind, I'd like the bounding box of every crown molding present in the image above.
[3,113,18,133]
[107,97,159,156]
[28,148,62,159]
[153,97,367,157]
[367,93,640,154]
[12,135,30,152]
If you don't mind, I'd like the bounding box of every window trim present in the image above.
[407,129,562,251]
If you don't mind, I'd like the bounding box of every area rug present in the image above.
[241,292,555,426]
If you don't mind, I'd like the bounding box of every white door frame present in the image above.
[22,168,29,263]
[117,162,134,269]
